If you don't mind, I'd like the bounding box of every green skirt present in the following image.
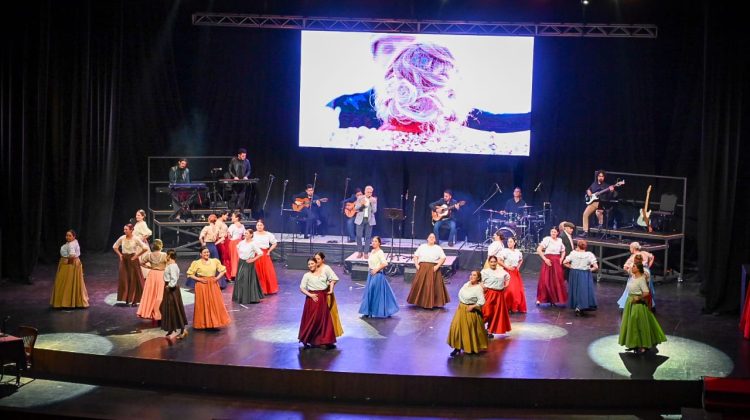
[447,303,489,354]
[619,295,667,349]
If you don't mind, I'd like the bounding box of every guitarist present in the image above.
[430,189,462,246]
[294,184,323,238]
[581,170,615,237]
[340,188,362,243]
[355,186,377,258]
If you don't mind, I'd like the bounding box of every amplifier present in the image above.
[286,253,312,270]
[350,264,369,281]
[404,265,417,283]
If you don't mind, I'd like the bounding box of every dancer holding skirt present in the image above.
[50,230,89,308]
[563,239,598,316]
[359,236,399,318]
[233,229,265,304]
[448,270,489,356]
[315,252,343,337]
[137,239,167,321]
[187,247,231,330]
[298,258,337,349]
[252,220,279,294]
[480,256,511,336]
[499,237,527,313]
[619,262,666,354]
[535,227,567,306]
[407,233,450,309]
[113,224,149,306]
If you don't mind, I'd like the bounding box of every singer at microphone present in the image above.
[503,186,528,214]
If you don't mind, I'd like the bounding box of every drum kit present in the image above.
[482,205,546,250]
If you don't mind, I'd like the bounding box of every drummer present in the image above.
[503,187,528,215]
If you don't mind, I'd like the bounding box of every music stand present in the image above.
[597,200,618,239]
[384,208,405,260]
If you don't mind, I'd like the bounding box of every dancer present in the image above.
[50,229,89,308]
[359,236,399,318]
[233,229,265,304]
[186,247,231,330]
[535,226,567,306]
[481,256,511,337]
[195,214,226,289]
[160,250,188,339]
[563,239,598,316]
[113,224,149,306]
[298,258,337,349]
[499,237,527,313]
[407,233,450,309]
[216,210,230,274]
[617,242,656,310]
[447,270,489,357]
[226,212,245,281]
[314,252,343,337]
[133,209,152,246]
[252,219,279,294]
[137,239,167,321]
[618,262,666,354]
[485,230,505,268]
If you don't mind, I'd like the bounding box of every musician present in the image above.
[581,170,615,237]
[430,189,461,246]
[503,187,527,214]
[228,148,252,214]
[295,184,322,238]
[168,158,190,220]
[341,188,362,243]
[355,185,377,258]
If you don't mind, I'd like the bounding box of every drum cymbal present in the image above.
[482,209,502,213]
[518,205,534,209]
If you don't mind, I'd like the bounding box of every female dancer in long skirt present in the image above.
[113,224,149,306]
[299,258,337,349]
[563,239,598,316]
[359,236,399,318]
[619,262,666,354]
[186,247,231,330]
[195,214,226,289]
[252,219,280,294]
[216,210,230,277]
[133,209,152,247]
[448,270,489,357]
[233,229,265,304]
[226,212,245,282]
[617,242,656,310]
[484,230,505,268]
[137,239,167,322]
[160,250,188,339]
[407,233,450,309]
[50,229,89,308]
[499,237,527,313]
[480,256,511,337]
[535,227,567,306]
[314,252,343,337]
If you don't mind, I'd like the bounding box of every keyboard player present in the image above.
[228,148,252,214]
[168,158,191,221]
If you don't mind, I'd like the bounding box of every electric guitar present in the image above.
[636,185,653,232]
[292,197,328,212]
[584,180,625,205]
[431,200,466,223]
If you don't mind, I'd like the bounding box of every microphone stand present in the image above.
[308,172,318,254]
[339,178,349,266]
[280,179,289,260]
[473,184,501,249]
[407,195,417,260]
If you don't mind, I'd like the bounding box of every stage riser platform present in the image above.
[32,349,702,410]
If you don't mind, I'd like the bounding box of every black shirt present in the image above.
[504,198,527,214]
[228,157,251,179]
[169,166,190,184]
[589,181,612,200]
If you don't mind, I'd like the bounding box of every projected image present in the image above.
[299,31,534,155]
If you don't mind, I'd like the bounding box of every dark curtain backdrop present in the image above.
[2,1,747,313]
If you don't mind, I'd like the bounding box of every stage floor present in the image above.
[2,254,746,385]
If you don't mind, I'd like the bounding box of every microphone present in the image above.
[283,179,289,185]
[534,182,542,192]
[413,195,417,202]
[346,177,351,181]
[495,183,502,193]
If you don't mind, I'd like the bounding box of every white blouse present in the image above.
[199,224,220,242]
[487,240,505,259]
[321,264,339,283]
[227,224,245,240]
[481,267,509,290]
[60,240,81,258]
[499,248,522,269]
[237,240,262,260]
[113,235,148,254]
[539,237,565,255]
[626,275,650,296]
[163,263,180,288]
[133,221,152,240]
[564,250,597,270]
[300,271,330,291]
[415,244,446,263]
[368,249,388,270]
[252,231,278,249]
[458,282,486,306]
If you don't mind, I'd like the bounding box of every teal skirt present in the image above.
[619,295,667,349]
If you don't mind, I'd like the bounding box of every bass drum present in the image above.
[497,226,517,246]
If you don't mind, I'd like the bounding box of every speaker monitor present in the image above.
[404,265,417,283]
[350,264,369,281]
[286,253,311,270]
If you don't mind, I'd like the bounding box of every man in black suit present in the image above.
[559,221,576,281]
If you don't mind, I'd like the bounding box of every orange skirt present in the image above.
[137,269,165,320]
[50,257,89,308]
[193,276,231,329]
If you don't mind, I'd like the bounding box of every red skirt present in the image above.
[219,240,231,274]
[483,288,512,334]
[741,285,750,339]
[298,290,336,346]
[118,254,144,304]
[536,254,567,305]
[255,248,279,294]
[228,239,242,279]
[504,268,528,313]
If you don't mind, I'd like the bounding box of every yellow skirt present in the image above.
[50,257,89,308]
[447,303,488,353]
[327,293,344,337]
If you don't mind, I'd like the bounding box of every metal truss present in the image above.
[192,13,657,38]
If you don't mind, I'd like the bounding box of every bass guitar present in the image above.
[636,185,653,232]
[292,197,328,212]
[431,200,466,223]
[584,180,625,205]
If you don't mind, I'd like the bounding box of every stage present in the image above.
[1,254,747,412]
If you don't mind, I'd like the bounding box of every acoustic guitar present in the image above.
[292,197,328,212]
[636,185,653,232]
[431,200,466,223]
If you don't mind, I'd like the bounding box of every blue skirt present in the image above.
[359,271,400,318]
[617,272,656,309]
[567,269,598,311]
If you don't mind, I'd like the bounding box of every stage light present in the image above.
[587,335,734,380]
[104,288,194,306]
[507,322,569,340]
[581,0,590,5]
